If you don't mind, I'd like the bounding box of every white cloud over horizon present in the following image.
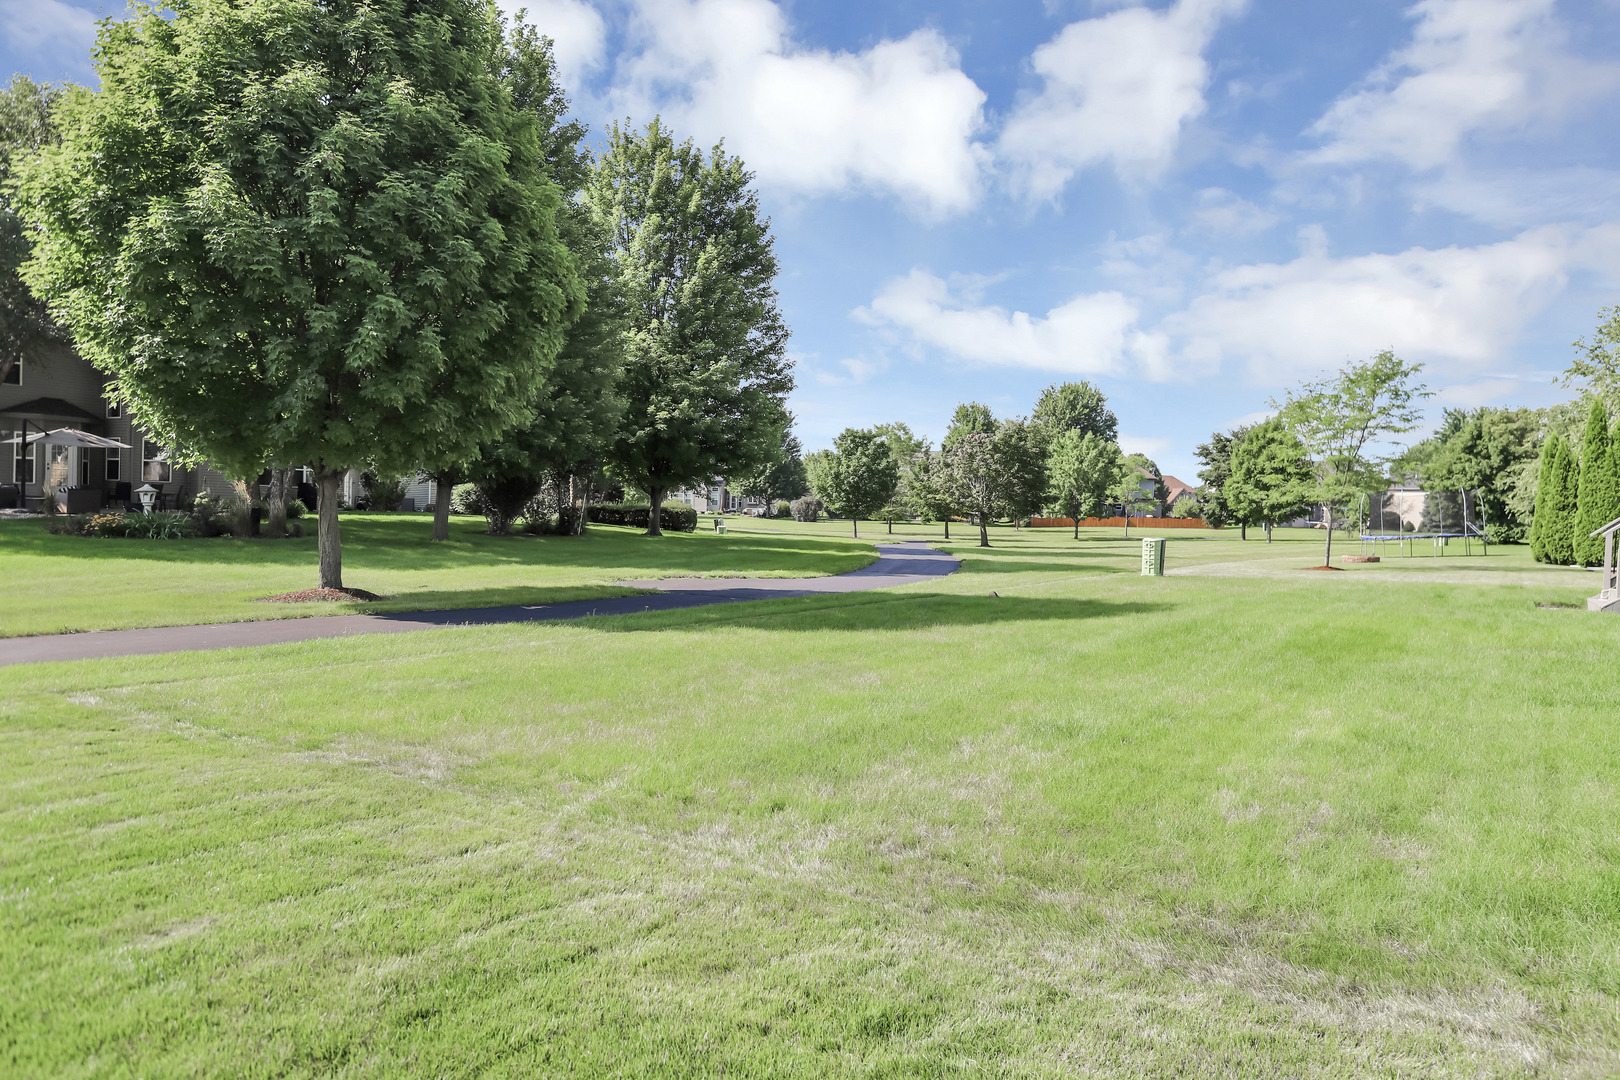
[998,0,1247,199]
[856,269,1173,379]
[498,0,607,90]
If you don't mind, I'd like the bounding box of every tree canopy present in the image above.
[16,0,584,587]
[809,427,900,536]
[1226,420,1313,542]
[1045,430,1121,538]
[0,75,66,389]
[589,120,793,535]
[937,412,1046,546]
[1193,426,1252,534]
[737,421,809,512]
[1275,351,1428,565]
[1032,381,1118,447]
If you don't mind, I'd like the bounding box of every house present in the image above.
[1,344,365,512]
[1162,474,1198,513]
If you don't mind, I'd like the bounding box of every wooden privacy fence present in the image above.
[1030,516,1215,529]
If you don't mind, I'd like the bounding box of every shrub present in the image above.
[285,498,305,519]
[68,510,196,539]
[791,496,824,522]
[586,501,698,532]
[450,483,485,516]
[359,471,410,511]
[773,500,792,518]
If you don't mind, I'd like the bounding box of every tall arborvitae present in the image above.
[1528,434,1557,562]
[1541,436,1579,566]
[1574,399,1620,566]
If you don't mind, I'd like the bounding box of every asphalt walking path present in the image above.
[0,542,961,667]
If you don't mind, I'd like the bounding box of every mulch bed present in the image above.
[254,587,385,603]
[1302,564,1345,571]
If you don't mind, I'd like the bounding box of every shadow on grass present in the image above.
[584,590,1163,634]
[0,517,873,575]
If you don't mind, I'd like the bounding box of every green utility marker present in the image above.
[1141,537,1166,576]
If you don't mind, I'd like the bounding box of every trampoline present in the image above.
[1357,488,1488,557]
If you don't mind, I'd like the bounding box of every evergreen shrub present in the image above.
[586,502,698,532]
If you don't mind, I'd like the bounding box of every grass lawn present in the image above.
[0,514,877,637]
[4,527,1618,1076]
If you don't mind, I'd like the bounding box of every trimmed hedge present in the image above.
[586,501,699,532]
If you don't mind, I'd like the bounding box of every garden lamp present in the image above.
[135,483,157,514]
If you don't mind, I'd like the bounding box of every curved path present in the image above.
[0,542,960,667]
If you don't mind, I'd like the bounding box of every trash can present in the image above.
[1141,537,1166,576]
[714,518,726,534]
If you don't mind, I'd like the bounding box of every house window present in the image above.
[142,441,172,484]
[3,359,18,385]
[6,426,33,484]
[106,399,122,419]
[105,452,121,482]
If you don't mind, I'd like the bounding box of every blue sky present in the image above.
[5,0,1620,481]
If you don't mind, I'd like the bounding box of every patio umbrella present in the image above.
[0,427,132,449]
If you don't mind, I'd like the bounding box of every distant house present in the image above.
[672,482,770,514]
[1,345,368,512]
[1162,474,1197,513]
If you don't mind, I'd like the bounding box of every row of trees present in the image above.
[1192,306,1620,565]
[4,1,794,588]
[802,381,1163,547]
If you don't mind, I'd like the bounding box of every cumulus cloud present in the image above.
[609,0,987,215]
[1166,226,1582,379]
[998,0,1247,198]
[1185,187,1278,237]
[500,0,607,90]
[1308,0,1617,170]
[856,270,1170,377]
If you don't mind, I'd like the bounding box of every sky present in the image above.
[4,0,1620,481]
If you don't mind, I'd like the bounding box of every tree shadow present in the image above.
[579,590,1163,634]
[0,518,874,575]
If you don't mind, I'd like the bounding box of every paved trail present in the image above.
[1,542,960,667]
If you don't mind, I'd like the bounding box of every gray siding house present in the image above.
[1,344,311,511]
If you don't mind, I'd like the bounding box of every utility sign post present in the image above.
[1141,537,1166,577]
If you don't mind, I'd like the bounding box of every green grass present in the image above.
[0,514,877,637]
[4,528,1618,1076]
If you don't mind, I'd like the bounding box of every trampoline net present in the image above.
[1360,490,1482,537]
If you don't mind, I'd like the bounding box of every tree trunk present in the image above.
[1240,523,1246,541]
[886,518,892,534]
[943,518,950,540]
[853,517,858,537]
[432,472,454,542]
[1322,507,1333,566]
[645,486,665,536]
[265,467,292,539]
[1073,517,1079,540]
[317,469,344,589]
[978,512,989,548]
[1265,521,1272,543]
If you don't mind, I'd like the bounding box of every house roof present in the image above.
[1162,474,1196,500]
[0,396,100,422]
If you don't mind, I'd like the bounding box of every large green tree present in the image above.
[938,414,1046,547]
[0,76,66,390]
[432,24,625,542]
[16,0,583,588]
[1530,434,1578,565]
[589,120,792,536]
[1045,430,1121,539]
[1194,426,1252,536]
[809,427,900,537]
[1573,399,1620,567]
[1275,351,1428,566]
[1416,408,1541,544]
[1032,381,1118,448]
[1226,420,1313,543]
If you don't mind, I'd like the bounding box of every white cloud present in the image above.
[610,0,987,215]
[500,0,607,90]
[856,269,1170,377]
[1308,0,1617,170]
[998,0,1247,198]
[1185,187,1278,237]
[1167,226,1582,380]
[0,0,96,55]
[1119,434,1171,457]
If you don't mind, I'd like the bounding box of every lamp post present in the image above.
[135,483,157,514]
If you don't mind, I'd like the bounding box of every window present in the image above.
[2,359,18,385]
[106,399,122,419]
[105,452,121,482]
[5,426,32,484]
[142,441,171,484]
